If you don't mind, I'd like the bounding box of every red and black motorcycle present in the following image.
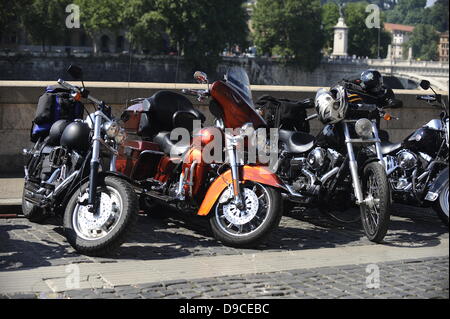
[117,67,285,247]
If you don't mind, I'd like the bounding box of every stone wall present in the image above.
[0,81,447,175]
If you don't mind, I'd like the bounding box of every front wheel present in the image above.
[360,162,391,243]
[63,176,139,256]
[209,181,282,248]
[433,180,449,226]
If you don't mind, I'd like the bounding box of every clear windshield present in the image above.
[225,67,254,107]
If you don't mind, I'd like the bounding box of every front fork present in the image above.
[343,121,384,205]
[225,135,244,209]
[88,113,103,208]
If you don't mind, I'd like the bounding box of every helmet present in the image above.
[48,120,70,146]
[360,69,383,93]
[315,86,347,124]
[61,121,91,152]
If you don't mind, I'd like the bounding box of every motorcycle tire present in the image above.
[433,180,449,226]
[360,162,391,243]
[209,182,282,248]
[63,176,138,256]
[21,188,47,223]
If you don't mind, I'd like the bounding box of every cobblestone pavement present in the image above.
[0,203,448,299]
[1,257,448,299]
[0,204,447,271]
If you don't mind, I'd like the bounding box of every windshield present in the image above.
[224,67,254,107]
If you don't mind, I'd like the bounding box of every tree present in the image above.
[21,0,69,51]
[156,0,249,72]
[322,1,391,58]
[74,0,126,54]
[423,0,449,32]
[405,24,439,61]
[252,0,324,71]
[386,0,427,25]
[0,0,27,35]
[121,0,167,54]
[322,2,341,52]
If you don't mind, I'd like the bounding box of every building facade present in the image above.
[438,31,449,62]
[384,23,415,60]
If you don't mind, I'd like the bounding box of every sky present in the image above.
[426,0,437,7]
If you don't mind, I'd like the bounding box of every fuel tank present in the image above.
[403,126,442,157]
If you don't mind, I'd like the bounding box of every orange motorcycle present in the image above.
[116,67,285,247]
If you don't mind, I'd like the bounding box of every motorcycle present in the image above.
[22,65,139,255]
[273,82,394,243]
[381,79,449,226]
[117,67,284,247]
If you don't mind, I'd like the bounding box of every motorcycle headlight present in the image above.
[114,128,127,144]
[355,118,373,139]
[103,121,120,138]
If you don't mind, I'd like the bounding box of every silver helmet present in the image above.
[314,85,347,124]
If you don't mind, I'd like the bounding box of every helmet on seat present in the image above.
[360,69,383,93]
[315,86,347,124]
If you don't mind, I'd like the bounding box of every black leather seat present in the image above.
[153,132,190,157]
[279,129,315,154]
[381,141,402,155]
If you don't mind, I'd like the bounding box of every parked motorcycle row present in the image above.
[21,65,448,256]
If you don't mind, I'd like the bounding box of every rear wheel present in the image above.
[63,176,138,256]
[209,182,282,248]
[21,187,47,223]
[433,180,449,226]
[360,162,390,243]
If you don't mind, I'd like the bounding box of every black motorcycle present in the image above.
[22,65,139,255]
[381,80,449,226]
[274,83,396,243]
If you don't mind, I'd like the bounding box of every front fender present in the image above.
[426,167,449,201]
[197,165,286,216]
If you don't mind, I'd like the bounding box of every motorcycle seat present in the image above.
[381,141,402,155]
[279,129,315,154]
[153,131,190,157]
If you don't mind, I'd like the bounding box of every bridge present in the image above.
[322,58,449,91]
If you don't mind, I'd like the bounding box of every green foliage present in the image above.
[423,0,449,32]
[322,1,391,58]
[405,24,440,61]
[21,0,70,51]
[74,0,126,34]
[252,0,324,71]
[155,0,249,72]
[0,0,26,33]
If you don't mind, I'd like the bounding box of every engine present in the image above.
[386,149,430,191]
[288,147,343,193]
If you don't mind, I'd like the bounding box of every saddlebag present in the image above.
[30,85,84,142]
[255,95,312,133]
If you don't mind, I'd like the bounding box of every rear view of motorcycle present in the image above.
[381,80,449,226]
[22,65,138,256]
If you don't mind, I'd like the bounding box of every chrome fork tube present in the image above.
[343,122,364,204]
[372,121,384,166]
[226,136,243,208]
[88,112,102,206]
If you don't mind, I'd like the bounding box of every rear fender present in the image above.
[197,165,286,216]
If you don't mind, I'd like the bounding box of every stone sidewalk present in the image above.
[0,202,448,299]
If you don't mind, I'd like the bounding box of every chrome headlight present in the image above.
[355,118,373,138]
[114,128,127,144]
[103,121,120,138]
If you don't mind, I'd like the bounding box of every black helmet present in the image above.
[48,120,70,146]
[360,69,383,93]
[61,121,90,152]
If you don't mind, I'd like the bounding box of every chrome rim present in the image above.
[72,186,123,241]
[362,172,381,236]
[215,183,270,237]
[440,182,449,218]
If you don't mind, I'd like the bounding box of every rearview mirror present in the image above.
[419,80,430,90]
[67,65,83,80]
[194,71,208,84]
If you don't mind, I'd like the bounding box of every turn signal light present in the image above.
[384,113,392,121]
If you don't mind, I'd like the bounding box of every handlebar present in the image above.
[181,88,210,101]
[57,79,103,106]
